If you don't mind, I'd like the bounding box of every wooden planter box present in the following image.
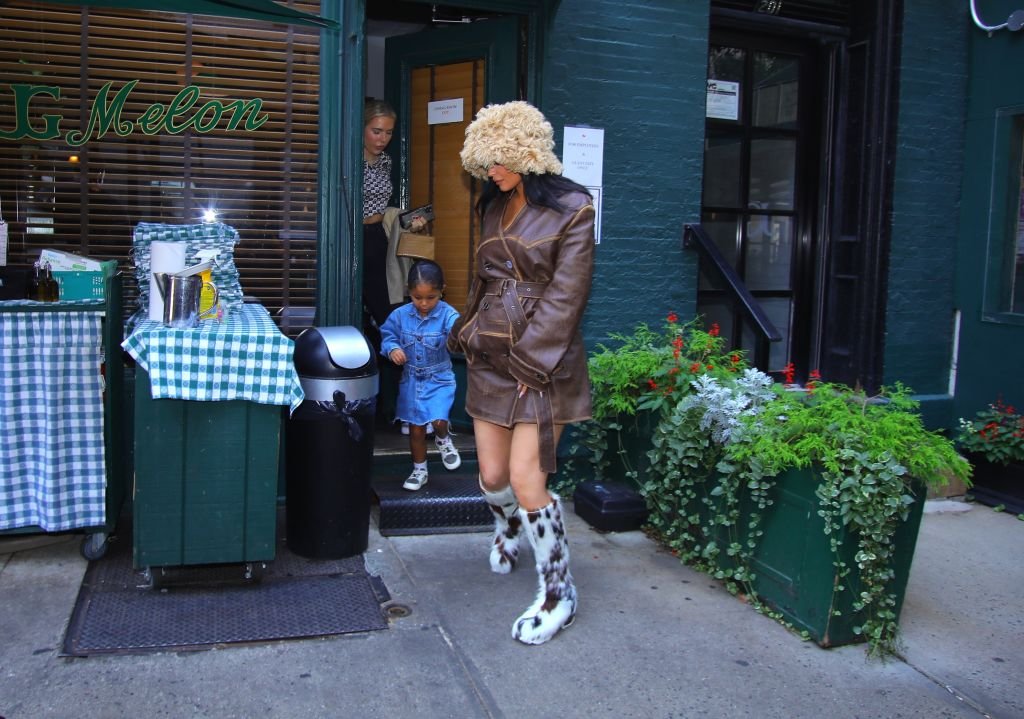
[666,467,926,648]
[966,454,1024,514]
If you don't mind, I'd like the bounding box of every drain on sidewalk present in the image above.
[385,603,412,619]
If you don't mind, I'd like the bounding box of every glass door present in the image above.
[699,33,823,376]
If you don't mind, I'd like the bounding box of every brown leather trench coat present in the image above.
[448,189,595,472]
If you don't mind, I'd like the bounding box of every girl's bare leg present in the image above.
[408,424,427,463]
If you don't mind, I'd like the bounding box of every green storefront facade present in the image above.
[2,0,1021,429]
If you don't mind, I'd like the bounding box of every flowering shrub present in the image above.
[957,399,1024,466]
[574,311,971,658]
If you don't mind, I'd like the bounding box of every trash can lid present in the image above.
[294,326,377,379]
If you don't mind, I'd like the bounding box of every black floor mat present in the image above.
[62,522,390,657]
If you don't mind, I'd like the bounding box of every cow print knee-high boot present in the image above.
[512,493,577,645]
[480,480,521,574]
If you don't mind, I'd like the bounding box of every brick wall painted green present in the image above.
[952,0,1024,419]
[544,0,709,345]
[885,0,968,399]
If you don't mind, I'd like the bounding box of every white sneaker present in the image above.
[435,435,462,471]
[403,467,429,491]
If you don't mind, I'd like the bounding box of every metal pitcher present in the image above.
[153,272,219,329]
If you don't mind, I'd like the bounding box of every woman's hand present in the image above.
[389,348,407,365]
[409,215,428,232]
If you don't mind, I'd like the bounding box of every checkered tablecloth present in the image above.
[122,304,304,411]
[0,307,107,531]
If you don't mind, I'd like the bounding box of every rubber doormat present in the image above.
[62,529,390,656]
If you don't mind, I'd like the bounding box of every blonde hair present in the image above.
[364,98,396,127]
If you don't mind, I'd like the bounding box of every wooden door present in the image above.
[384,16,519,308]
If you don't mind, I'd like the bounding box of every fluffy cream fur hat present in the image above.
[460,101,563,179]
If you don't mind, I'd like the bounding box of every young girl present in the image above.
[380,260,462,490]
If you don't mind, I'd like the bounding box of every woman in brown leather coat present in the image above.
[449,101,594,645]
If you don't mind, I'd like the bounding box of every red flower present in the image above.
[783,362,795,385]
[730,353,740,365]
[709,323,720,337]
[648,379,658,390]
[667,312,679,323]
[690,362,701,373]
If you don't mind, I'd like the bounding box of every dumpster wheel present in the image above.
[80,533,108,561]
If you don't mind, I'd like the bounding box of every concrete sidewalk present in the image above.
[0,499,1020,719]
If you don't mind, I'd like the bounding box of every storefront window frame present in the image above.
[981,105,1024,325]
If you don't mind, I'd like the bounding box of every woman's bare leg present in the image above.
[473,418,512,491]
[508,423,564,510]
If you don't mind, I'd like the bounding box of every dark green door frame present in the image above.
[314,0,556,327]
[316,0,367,328]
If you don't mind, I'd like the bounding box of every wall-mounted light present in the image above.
[971,0,1024,34]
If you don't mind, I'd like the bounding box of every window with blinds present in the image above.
[0,2,321,332]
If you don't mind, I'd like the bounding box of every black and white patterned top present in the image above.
[363,152,393,217]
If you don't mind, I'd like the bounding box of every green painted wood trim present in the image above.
[316,1,364,327]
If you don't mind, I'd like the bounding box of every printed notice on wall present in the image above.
[706,79,739,121]
[427,98,464,125]
[562,125,605,243]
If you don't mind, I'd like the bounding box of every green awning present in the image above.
[33,0,339,28]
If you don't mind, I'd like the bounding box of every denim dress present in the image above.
[380,300,460,426]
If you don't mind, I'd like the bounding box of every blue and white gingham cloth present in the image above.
[0,308,107,531]
[122,304,304,411]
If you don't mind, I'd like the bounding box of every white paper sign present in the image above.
[562,126,604,187]
[706,79,740,121]
[427,98,464,125]
[563,125,605,243]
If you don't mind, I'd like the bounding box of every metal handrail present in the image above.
[683,223,782,369]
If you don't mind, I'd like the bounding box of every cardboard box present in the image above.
[54,260,118,301]
[39,248,104,272]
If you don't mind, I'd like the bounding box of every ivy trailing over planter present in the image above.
[644,376,971,657]
[573,314,972,658]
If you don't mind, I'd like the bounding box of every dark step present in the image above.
[373,468,491,536]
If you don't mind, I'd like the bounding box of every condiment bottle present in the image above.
[43,262,60,302]
[27,261,41,300]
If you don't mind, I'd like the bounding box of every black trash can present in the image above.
[286,326,378,559]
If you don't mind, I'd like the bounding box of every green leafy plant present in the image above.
[563,314,745,488]
[957,398,1024,466]
[574,312,972,658]
[723,380,970,657]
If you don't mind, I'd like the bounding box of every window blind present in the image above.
[0,2,321,333]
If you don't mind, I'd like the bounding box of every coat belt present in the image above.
[482,279,547,297]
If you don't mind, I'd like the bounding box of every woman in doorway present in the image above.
[363,98,428,429]
[362,98,425,337]
[449,101,595,645]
